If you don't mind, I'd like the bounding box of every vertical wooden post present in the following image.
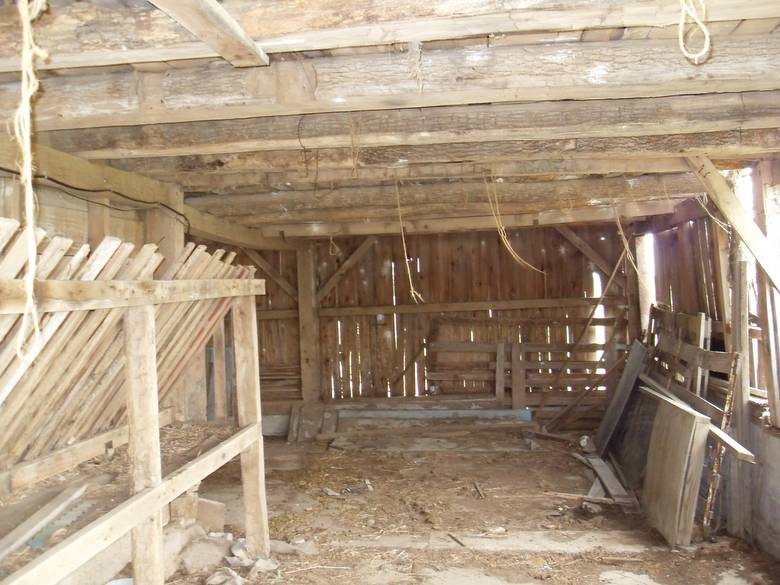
[87,198,110,250]
[124,304,164,585]
[712,220,732,349]
[626,236,642,342]
[511,343,525,410]
[495,342,505,404]
[728,252,752,539]
[232,295,270,557]
[144,207,184,278]
[212,319,228,419]
[297,244,321,402]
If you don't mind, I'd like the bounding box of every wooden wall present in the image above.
[251,225,628,404]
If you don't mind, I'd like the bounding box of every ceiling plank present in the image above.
[146,0,269,67]
[3,34,778,131]
[44,91,780,160]
[246,199,683,238]
[1,0,778,72]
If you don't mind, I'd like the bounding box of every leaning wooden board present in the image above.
[641,390,710,547]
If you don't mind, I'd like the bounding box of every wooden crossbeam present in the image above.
[148,0,269,67]
[243,248,298,300]
[316,237,377,303]
[0,424,261,585]
[0,279,266,314]
[5,33,779,131]
[688,156,780,292]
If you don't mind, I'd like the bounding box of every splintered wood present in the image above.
[0,219,254,479]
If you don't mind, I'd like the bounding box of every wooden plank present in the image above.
[243,248,297,300]
[212,319,228,420]
[124,304,164,585]
[147,0,269,67]
[688,156,780,292]
[86,198,110,251]
[0,483,86,562]
[0,278,266,314]
[0,424,261,585]
[316,237,377,303]
[637,384,755,463]
[511,343,525,410]
[297,245,321,402]
[642,397,710,546]
[495,343,506,403]
[556,226,627,291]
[320,297,625,317]
[232,295,270,557]
[594,341,648,456]
[585,455,631,503]
[0,409,174,494]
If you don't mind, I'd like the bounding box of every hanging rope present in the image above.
[678,0,712,65]
[395,181,424,304]
[13,0,48,363]
[484,178,545,275]
[328,236,342,257]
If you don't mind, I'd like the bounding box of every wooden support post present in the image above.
[145,206,184,278]
[124,305,164,585]
[87,198,110,251]
[232,296,270,557]
[511,343,525,410]
[495,342,505,404]
[727,253,752,539]
[212,319,228,419]
[297,244,321,402]
[626,236,642,342]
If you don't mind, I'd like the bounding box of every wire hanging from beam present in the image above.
[395,180,424,304]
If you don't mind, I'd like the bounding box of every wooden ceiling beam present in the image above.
[185,173,701,217]
[146,0,269,67]
[2,34,778,131]
[245,199,683,238]
[1,0,777,73]
[112,129,780,180]
[44,91,780,160]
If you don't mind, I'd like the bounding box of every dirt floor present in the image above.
[1,422,779,584]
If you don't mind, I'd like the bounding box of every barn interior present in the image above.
[0,1,779,584]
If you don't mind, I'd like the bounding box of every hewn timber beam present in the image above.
[316,236,377,303]
[45,91,780,159]
[0,139,296,250]
[0,424,261,585]
[247,199,682,238]
[242,248,298,301]
[185,174,700,219]
[147,0,268,67]
[114,129,780,179]
[687,156,780,291]
[173,158,692,193]
[2,1,778,73]
[0,279,266,314]
[556,226,626,291]
[2,34,779,131]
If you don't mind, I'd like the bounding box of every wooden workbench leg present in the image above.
[232,296,270,557]
[125,304,164,585]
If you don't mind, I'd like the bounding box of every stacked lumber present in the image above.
[0,217,253,470]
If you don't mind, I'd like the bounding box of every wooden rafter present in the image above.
[688,156,780,291]
[147,0,268,67]
[316,237,378,303]
[555,226,627,291]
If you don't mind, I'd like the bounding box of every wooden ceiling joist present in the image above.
[185,173,702,219]
[146,0,269,67]
[1,0,777,73]
[2,33,778,131]
[43,91,780,160]
[247,199,681,238]
[112,129,780,180]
